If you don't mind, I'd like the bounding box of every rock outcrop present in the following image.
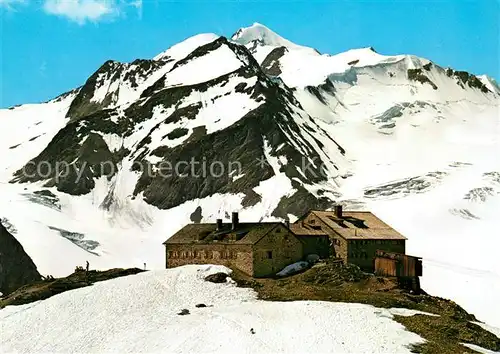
[0,220,41,295]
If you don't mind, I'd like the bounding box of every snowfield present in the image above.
[0,94,75,181]
[0,265,431,353]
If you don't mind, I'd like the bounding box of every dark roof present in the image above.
[375,250,421,260]
[163,222,285,245]
[163,224,216,244]
[289,223,328,236]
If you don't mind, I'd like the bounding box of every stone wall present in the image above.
[332,237,349,261]
[165,243,254,275]
[300,213,345,259]
[252,225,303,277]
[297,235,330,258]
[347,239,406,272]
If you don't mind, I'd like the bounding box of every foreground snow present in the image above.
[0,265,429,353]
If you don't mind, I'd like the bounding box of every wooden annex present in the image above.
[374,250,422,292]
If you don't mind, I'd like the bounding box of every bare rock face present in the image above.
[0,220,41,295]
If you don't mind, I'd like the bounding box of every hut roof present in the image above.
[303,210,407,240]
[163,222,287,245]
[289,223,329,236]
[375,250,421,260]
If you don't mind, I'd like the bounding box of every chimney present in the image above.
[231,212,239,230]
[285,218,290,228]
[216,218,223,230]
[334,204,343,218]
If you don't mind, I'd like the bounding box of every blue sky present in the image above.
[0,0,498,108]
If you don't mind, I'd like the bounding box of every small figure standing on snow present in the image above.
[85,261,89,272]
[250,328,255,334]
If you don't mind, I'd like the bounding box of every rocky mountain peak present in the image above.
[231,23,310,51]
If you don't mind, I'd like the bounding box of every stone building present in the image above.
[288,224,330,259]
[295,206,407,272]
[164,207,409,277]
[163,212,303,277]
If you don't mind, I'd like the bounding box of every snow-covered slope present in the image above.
[0,23,499,328]
[154,33,221,61]
[478,75,500,95]
[0,265,431,353]
[0,91,77,180]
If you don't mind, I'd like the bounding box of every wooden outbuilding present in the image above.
[374,250,422,292]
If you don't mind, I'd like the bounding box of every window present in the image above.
[275,228,280,233]
[266,251,273,259]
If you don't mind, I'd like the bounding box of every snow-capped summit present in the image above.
[231,22,318,62]
[232,22,303,49]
